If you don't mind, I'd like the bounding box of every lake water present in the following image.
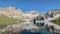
[21,29,58,34]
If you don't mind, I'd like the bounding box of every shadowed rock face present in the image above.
[0,22,39,34]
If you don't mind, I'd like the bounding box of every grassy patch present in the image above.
[51,18,60,25]
[0,15,18,29]
[0,15,25,29]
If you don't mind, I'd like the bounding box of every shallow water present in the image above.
[22,29,55,34]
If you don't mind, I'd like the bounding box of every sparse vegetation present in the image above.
[51,18,60,25]
[0,15,18,29]
[0,15,25,29]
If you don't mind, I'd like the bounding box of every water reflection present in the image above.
[22,29,57,34]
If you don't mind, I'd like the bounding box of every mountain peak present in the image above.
[26,10,39,14]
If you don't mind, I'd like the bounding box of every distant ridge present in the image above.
[0,7,60,21]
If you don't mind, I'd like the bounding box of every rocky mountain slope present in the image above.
[0,7,60,34]
[0,7,40,21]
[0,7,40,34]
[0,7,23,19]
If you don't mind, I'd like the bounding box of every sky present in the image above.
[0,0,60,13]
